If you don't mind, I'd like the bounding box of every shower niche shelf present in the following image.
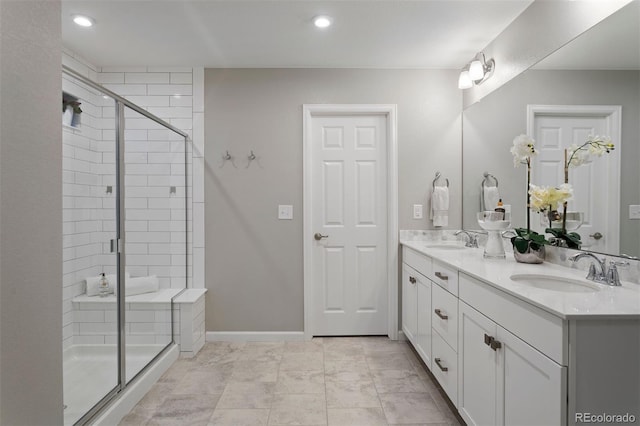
[62,91,82,129]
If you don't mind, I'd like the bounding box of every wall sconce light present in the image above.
[458,52,495,89]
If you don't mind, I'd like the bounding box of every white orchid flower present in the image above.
[511,134,536,167]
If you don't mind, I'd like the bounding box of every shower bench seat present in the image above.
[71,288,206,357]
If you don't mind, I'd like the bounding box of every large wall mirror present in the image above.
[462,1,640,258]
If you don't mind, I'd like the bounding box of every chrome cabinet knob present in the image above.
[590,232,603,240]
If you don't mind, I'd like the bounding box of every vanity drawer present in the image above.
[431,260,458,296]
[432,330,458,407]
[403,246,432,278]
[459,273,566,364]
[432,283,458,351]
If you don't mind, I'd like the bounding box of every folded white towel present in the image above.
[126,275,159,297]
[431,186,450,227]
[483,186,500,211]
[85,273,130,297]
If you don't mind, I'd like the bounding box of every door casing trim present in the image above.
[302,104,398,341]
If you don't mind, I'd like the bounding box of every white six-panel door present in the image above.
[307,113,388,336]
[529,105,621,253]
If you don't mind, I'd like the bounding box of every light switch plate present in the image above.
[413,204,423,219]
[278,205,293,220]
[630,205,640,220]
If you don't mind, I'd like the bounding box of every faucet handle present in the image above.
[606,261,628,286]
[586,263,598,281]
[611,260,630,268]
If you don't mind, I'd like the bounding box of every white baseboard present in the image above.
[398,330,408,341]
[93,344,179,426]
[206,331,305,342]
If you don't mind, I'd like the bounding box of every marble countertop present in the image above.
[401,240,640,320]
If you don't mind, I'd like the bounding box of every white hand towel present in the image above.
[483,186,500,211]
[125,275,159,297]
[431,186,450,227]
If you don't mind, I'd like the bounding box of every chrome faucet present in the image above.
[455,230,478,248]
[569,252,629,286]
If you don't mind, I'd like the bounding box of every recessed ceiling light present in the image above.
[313,15,332,29]
[72,15,94,28]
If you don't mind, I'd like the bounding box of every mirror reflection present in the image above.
[462,1,640,258]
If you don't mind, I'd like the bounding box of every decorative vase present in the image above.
[477,211,511,259]
[512,240,545,264]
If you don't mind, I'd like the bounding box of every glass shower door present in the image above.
[122,106,187,383]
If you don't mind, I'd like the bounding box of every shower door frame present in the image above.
[62,65,190,425]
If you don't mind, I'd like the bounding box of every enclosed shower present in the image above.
[62,66,189,425]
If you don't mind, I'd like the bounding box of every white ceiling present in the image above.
[61,0,533,69]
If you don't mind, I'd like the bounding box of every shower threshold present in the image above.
[63,344,166,425]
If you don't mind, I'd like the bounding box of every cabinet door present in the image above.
[402,264,418,343]
[415,278,431,368]
[497,326,566,426]
[458,301,498,426]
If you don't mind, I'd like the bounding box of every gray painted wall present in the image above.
[204,69,461,332]
[0,1,63,424]
[462,70,640,257]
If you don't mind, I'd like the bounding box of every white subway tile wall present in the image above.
[62,49,205,352]
[63,54,116,350]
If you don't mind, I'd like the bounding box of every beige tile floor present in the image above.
[119,337,463,426]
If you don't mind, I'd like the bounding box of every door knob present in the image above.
[314,233,328,241]
[590,232,603,240]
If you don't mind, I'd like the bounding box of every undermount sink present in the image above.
[422,243,467,251]
[509,274,602,293]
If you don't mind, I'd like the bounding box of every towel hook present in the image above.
[433,171,449,189]
[220,150,237,168]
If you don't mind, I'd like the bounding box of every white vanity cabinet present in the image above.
[401,244,567,425]
[458,300,565,426]
[401,263,418,342]
[415,278,432,368]
[401,241,640,426]
[458,272,566,426]
[402,247,432,367]
[431,274,459,406]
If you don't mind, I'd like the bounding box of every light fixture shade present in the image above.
[72,14,94,27]
[458,70,473,89]
[469,60,484,80]
[313,15,332,28]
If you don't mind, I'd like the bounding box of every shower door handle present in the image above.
[110,239,121,253]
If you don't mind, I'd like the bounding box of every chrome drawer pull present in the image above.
[435,272,449,281]
[434,357,448,372]
[434,309,448,320]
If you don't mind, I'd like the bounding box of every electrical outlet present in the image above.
[630,205,640,220]
[413,204,423,219]
[278,205,293,220]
